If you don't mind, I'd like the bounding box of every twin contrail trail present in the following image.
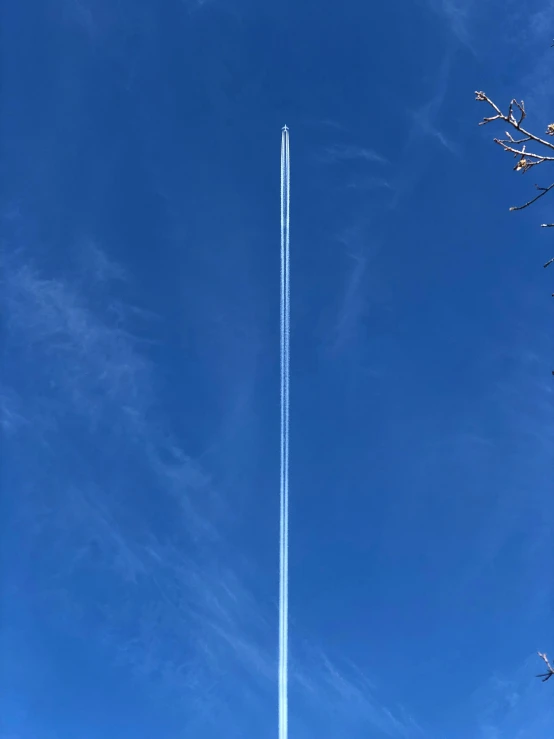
[279,124,290,739]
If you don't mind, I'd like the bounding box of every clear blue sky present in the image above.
[1,1,553,738]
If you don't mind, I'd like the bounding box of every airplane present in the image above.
[282,124,289,132]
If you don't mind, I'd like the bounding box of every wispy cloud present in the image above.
[408,53,459,156]
[320,143,388,165]
[0,387,28,435]
[304,118,350,132]
[472,653,554,738]
[75,238,129,285]
[516,3,554,125]
[346,174,393,192]
[526,0,554,40]
[384,51,460,211]
[294,650,424,739]
[328,247,369,355]
[3,234,421,738]
[324,222,389,371]
[422,0,478,53]
[60,0,97,38]
[3,241,228,699]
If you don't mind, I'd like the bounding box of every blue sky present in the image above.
[1,1,553,738]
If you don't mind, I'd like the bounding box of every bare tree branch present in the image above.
[475,90,554,209]
[510,183,554,212]
[475,60,553,381]
[537,652,554,682]
[476,91,554,152]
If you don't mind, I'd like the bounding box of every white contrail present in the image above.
[279,125,290,739]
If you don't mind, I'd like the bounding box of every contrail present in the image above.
[279,124,290,739]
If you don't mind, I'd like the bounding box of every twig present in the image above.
[537,652,554,682]
[476,91,554,179]
[510,183,554,211]
[476,91,554,153]
[476,92,554,213]
[476,83,554,378]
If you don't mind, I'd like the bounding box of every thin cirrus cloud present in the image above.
[323,221,389,376]
[518,3,554,121]
[421,0,478,53]
[307,652,423,738]
[407,53,460,156]
[472,652,554,738]
[384,53,459,211]
[2,239,421,739]
[326,247,370,357]
[320,143,389,165]
[346,175,393,191]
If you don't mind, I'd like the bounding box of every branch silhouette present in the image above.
[537,653,554,683]
[475,64,554,379]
